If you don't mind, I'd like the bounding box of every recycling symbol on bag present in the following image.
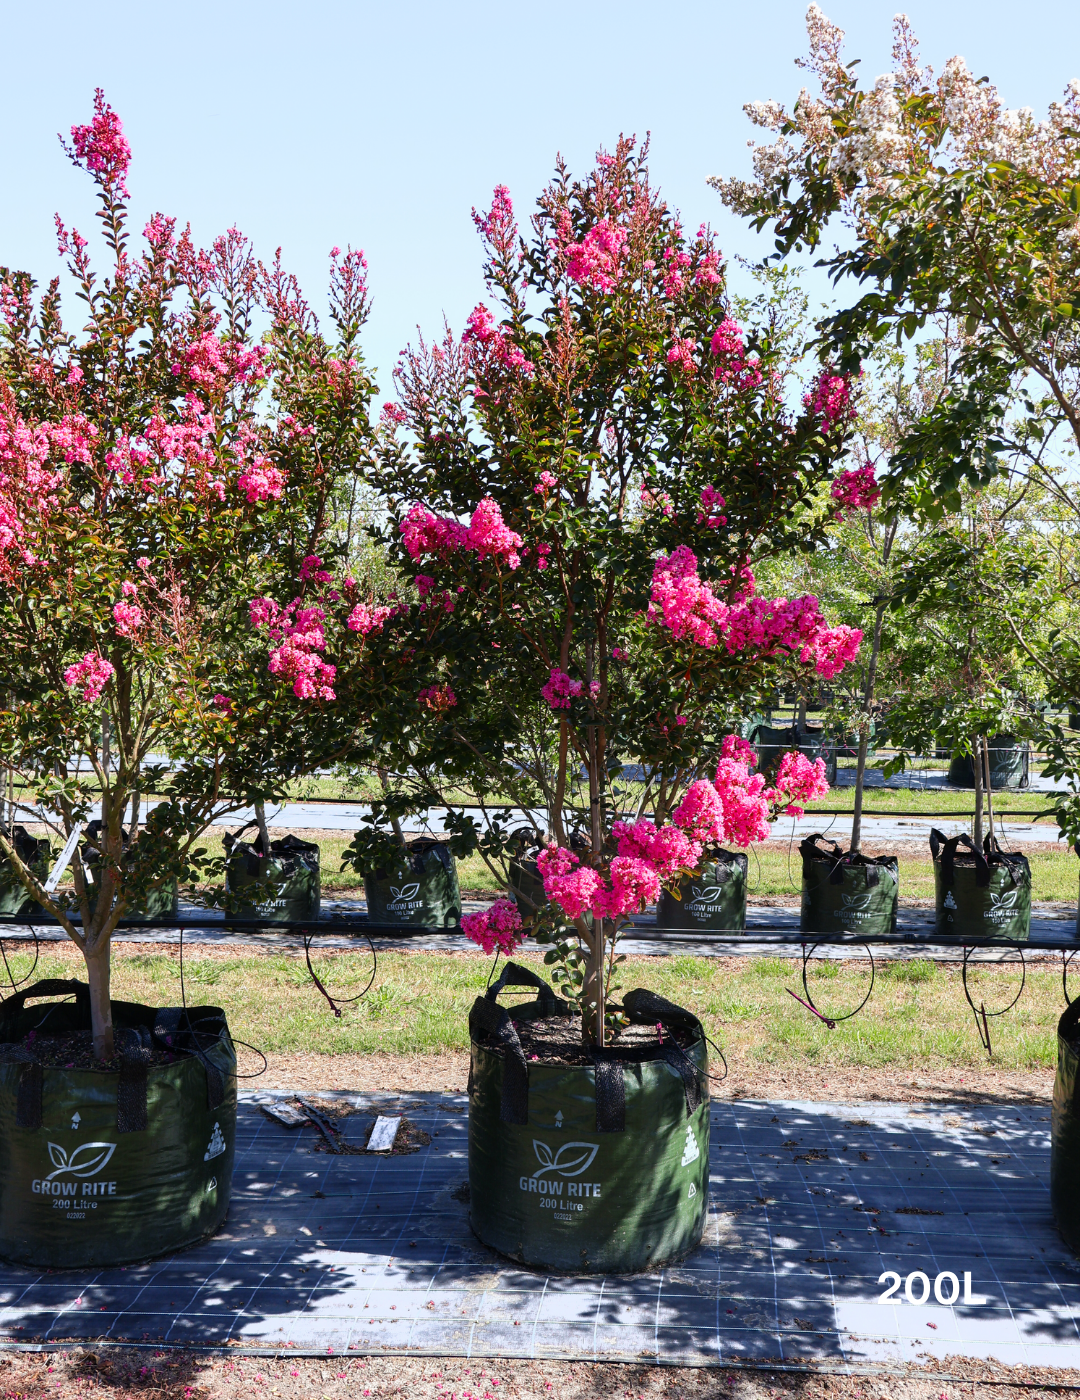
[680,1124,700,1168]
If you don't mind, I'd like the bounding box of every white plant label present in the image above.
[44,822,84,894]
[366,1115,401,1152]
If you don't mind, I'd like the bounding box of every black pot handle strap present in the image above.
[0,979,91,1040]
[933,831,991,888]
[485,960,557,1014]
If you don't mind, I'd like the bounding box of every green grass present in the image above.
[9,942,1064,1072]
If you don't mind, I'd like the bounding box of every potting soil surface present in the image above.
[0,1092,1077,1370]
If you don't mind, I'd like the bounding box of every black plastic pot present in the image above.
[1052,996,1080,1254]
[468,964,709,1273]
[364,837,461,928]
[0,978,236,1268]
[657,851,748,933]
[929,830,1031,941]
[947,735,1030,790]
[0,826,51,921]
[799,835,899,937]
[224,828,320,923]
[81,823,178,925]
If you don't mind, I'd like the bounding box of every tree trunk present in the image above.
[84,940,114,1060]
[972,736,985,849]
[981,736,997,849]
[582,726,605,1047]
[850,602,887,856]
[254,799,271,856]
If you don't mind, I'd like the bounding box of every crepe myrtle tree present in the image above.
[0,94,389,1058]
[359,140,869,1042]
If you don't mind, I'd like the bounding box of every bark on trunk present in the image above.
[850,602,887,856]
[84,941,114,1060]
[972,736,985,849]
[254,800,271,857]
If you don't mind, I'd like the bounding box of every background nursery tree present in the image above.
[364,140,871,1043]
[0,93,387,1057]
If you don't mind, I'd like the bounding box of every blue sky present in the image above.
[3,0,1077,400]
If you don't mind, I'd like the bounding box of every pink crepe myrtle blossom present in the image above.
[535,542,551,571]
[592,856,662,919]
[612,819,702,880]
[720,733,758,768]
[401,497,522,568]
[69,90,131,196]
[662,245,692,298]
[534,471,558,497]
[417,683,457,712]
[466,497,523,567]
[772,750,830,818]
[380,402,407,428]
[647,546,863,678]
[300,554,333,584]
[666,337,697,377]
[237,459,284,504]
[462,305,535,377]
[709,318,763,391]
[563,219,628,292]
[462,898,525,955]
[713,755,773,847]
[831,464,881,516]
[63,651,115,702]
[400,504,468,560]
[541,667,583,710]
[211,693,234,715]
[611,646,628,661]
[695,246,723,287]
[112,600,143,638]
[804,371,856,432]
[697,485,727,528]
[536,845,603,920]
[346,602,392,635]
[673,780,726,845]
[250,597,336,700]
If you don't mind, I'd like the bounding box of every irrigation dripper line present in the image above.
[961,942,1027,1056]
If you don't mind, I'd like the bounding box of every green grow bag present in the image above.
[930,829,1031,941]
[468,963,709,1273]
[1052,996,1080,1254]
[657,850,748,933]
[224,829,320,923]
[799,835,899,937]
[364,837,461,928]
[947,735,1030,790]
[81,823,178,925]
[0,826,51,921]
[0,978,236,1268]
[508,856,545,923]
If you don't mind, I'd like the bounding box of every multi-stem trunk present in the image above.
[972,735,985,849]
[84,936,115,1060]
[582,723,605,1047]
[850,602,887,856]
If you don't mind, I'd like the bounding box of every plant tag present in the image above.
[44,822,84,893]
[260,1102,309,1128]
[366,1115,401,1152]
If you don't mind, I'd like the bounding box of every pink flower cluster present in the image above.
[712,750,773,846]
[662,246,692,297]
[537,815,703,922]
[710,319,763,391]
[462,304,534,376]
[541,667,583,710]
[415,575,456,613]
[672,781,726,844]
[418,683,457,712]
[804,372,856,432]
[772,750,830,818]
[534,471,558,498]
[171,333,267,392]
[70,90,131,196]
[346,602,393,635]
[563,218,628,293]
[462,897,525,956]
[250,597,336,701]
[237,459,285,504]
[401,498,522,569]
[666,337,697,376]
[831,464,880,516]
[112,599,143,638]
[646,546,862,679]
[380,402,407,428]
[697,485,727,529]
[63,651,115,703]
